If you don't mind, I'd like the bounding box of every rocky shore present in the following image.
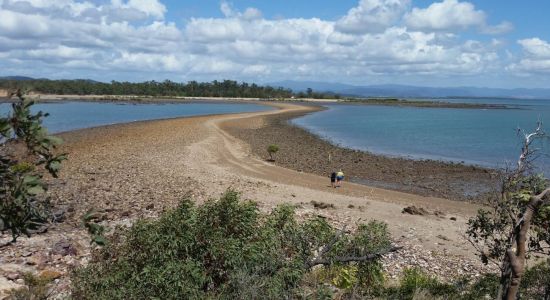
[223,103,500,202]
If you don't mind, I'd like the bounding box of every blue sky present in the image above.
[1,0,550,88]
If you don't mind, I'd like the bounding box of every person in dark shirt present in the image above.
[330,171,337,188]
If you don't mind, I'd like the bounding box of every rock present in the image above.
[25,256,41,266]
[434,210,446,218]
[6,273,19,281]
[437,234,451,241]
[51,240,78,257]
[311,200,335,209]
[402,206,428,215]
[39,270,62,281]
[52,207,67,223]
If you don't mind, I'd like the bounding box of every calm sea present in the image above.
[292,99,550,173]
[0,101,270,133]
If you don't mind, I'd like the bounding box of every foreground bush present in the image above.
[1,90,66,244]
[71,190,396,299]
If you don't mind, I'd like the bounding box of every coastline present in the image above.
[222,102,500,202]
[0,92,512,109]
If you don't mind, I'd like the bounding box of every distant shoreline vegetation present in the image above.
[0,78,512,109]
[0,78,338,99]
[339,97,511,109]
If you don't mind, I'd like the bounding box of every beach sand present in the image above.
[0,101,497,296]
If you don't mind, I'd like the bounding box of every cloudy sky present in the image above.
[0,0,549,88]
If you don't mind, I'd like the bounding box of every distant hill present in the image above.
[268,80,550,99]
[0,76,35,81]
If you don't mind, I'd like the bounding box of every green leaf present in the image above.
[44,135,63,145]
[27,185,45,195]
[22,175,41,185]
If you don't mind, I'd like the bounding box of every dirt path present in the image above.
[182,102,494,278]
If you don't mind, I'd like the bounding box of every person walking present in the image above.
[330,171,337,188]
[336,169,345,187]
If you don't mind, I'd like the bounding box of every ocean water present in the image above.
[0,101,270,133]
[292,99,550,173]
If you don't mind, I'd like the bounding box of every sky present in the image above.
[1,0,550,88]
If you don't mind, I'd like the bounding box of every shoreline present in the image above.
[222,102,500,202]
[0,93,513,109]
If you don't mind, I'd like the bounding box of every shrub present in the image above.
[6,272,55,300]
[0,90,66,244]
[383,268,457,299]
[71,190,396,299]
[520,260,550,299]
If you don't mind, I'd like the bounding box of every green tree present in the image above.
[267,144,279,161]
[0,90,66,245]
[306,87,313,98]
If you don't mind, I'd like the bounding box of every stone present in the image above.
[39,270,62,281]
[437,234,451,241]
[402,206,428,215]
[51,240,78,257]
[25,256,41,266]
[6,273,19,281]
[21,251,33,258]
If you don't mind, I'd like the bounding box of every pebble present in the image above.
[6,273,19,281]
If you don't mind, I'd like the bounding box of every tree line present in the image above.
[0,79,338,99]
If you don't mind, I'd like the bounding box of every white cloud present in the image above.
[111,0,166,19]
[508,38,550,74]
[242,7,262,20]
[480,21,514,35]
[404,0,485,31]
[518,38,550,59]
[335,0,410,34]
[219,1,262,20]
[0,0,525,84]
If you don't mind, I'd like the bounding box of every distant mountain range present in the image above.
[268,80,550,99]
[0,76,36,81]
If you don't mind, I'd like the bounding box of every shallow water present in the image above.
[0,101,270,133]
[292,99,550,173]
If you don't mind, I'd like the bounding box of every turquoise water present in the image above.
[0,101,270,133]
[292,100,550,172]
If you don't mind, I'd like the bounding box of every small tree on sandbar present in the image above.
[467,122,550,300]
[267,144,279,161]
